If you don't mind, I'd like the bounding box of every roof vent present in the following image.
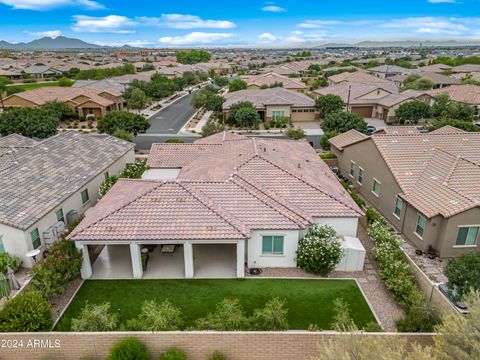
[206,225,215,231]
[176,197,185,202]
[151,197,162,202]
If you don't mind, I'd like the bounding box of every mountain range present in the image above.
[0,36,133,50]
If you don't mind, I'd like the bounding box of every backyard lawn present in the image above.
[55,279,377,331]
[6,81,69,91]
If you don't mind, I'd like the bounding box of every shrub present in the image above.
[98,111,150,135]
[124,300,183,331]
[194,298,248,330]
[315,94,344,117]
[120,159,148,179]
[320,130,340,150]
[444,252,480,298]
[249,297,288,331]
[319,153,337,160]
[6,86,25,96]
[99,175,119,197]
[201,119,225,137]
[396,101,432,124]
[0,291,52,332]
[159,348,186,360]
[228,101,260,128]
[331,297,355,331]
[71,301,119,331]
[30,240,82,298]
[165,138,185,143]
[112,129,134,142]
[362,321,383,332]
[0,253,22,274]
[296,224,343,276]
[285,127,305,140]
[207,351,227,360]
[107,337,150,360]
[395,304,440,332]
[321,111,368,134]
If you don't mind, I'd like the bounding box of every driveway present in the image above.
[146,92,196,134]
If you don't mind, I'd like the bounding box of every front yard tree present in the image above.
[296,224,343,276]
[396,100,432,124]
[176,50,211,64]
[127,88,147,112]
[321,111,368,134]
[315,94,344,117]
[444,252,480,298]
[0,107,58,138]
[228,101,260,128]
[97,110,150,135]
[41,100,77,121]
[285,127,306,140]
[228,79,247,92]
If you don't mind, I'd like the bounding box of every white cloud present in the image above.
[140,14,236,29]
[261,5,286,12]
[25,30,63,38]
[298,20,341,29]
[291,30,303,35]
[93,40,153,47]
[383,17,467,34]
[0,0,103,10]
[427,0,456,3]
[158,32,235,45]
[72,15,136,33]
[257,32,277,43]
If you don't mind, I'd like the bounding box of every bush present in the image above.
[331,297,355,331]
[71,301,119,331]
[6,86,25,96]
[321,111,368,134]
[228,79,247,92]
[228,101,260,128]
[107,337,150,360]
[428,119,480,133]
[395,101,432,124]
[124,300,183,331]
[165,138,185,143]
[319,153,337,159]
[30,240,82,298]
[112,129,134,142]
[207,351,227,360]
[362,321,383,332]
[57,76,74,87]
[98,160,147,196]
[395,304,440,332]
[159,348,186,360]
[285,127,305,140]
[0,253,22,274]
[249,297,289,331]
[296,224,343,276]
[194,298,248,330]
[444,252,480,298]
[320,130,340,150]
[98,111,150,135]
[41,100,78,121]
[315,94,344,117]
[0,291,52,332]
[201,119,225,137]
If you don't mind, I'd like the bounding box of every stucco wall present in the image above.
[248,229,300,268]
[439,207,480,258]
[313,217,359,237]
[266,105,291,118]
[0,149,135,267]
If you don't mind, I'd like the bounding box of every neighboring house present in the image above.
[22,65,63,79]
[69,132,362,279]
[390,71,460,89]
[3,87,124,118]
[242,72,307,91]
[314,82,429,120]
[369,65,412,79]
[418,64,452,73]
[329,126,480,258]
[0,132,135,267]
[72,79,126,94]
[223,87,317,122]
[451,64,480,75]
[328,71,393,86]
[426,84,480,117]
[0,69,22,80]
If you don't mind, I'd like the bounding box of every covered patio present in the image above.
[78,241,243,280]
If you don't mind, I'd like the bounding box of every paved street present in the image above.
[146,92,197,134]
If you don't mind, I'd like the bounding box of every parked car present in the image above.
[366,126,376,135]
[438,283,468,312]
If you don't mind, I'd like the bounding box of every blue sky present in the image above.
[0,0,479,47]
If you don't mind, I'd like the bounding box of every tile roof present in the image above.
[0,132,134,230]
[344,127,480,218]
[426,84,480,105]
[71,132,362,242]
[328,71,393,85]
[329,129,369,150]
[242,72,307,89]
[314,81,398,104]
[223,87,314,110]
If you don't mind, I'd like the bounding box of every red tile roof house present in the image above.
[69,132,363,279]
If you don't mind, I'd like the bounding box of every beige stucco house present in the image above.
[330,126,480,258]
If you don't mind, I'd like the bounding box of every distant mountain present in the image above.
[316,39,480,48]
[0,36,134,50]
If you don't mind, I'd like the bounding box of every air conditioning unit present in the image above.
[53,221,66,236]
[66,209,78,225]
[42,227,58,245]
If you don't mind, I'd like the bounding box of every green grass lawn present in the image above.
[6,81,65,91]
[55,279,377,331]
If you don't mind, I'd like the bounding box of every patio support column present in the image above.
[184,241,194,278]
[236,241,245,278]
[76,243,92,279]
[130,243,143,279]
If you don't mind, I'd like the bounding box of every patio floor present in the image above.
[90,243,236,279]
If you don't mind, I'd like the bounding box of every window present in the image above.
[415,215,426,238]
[372,179,381,197]
[350,161,356,177]
[358,168,364,184]
[262,235,284,255]
[393,197,403,219]
[0,236,4,254]
[55,208,64,223]
[455,226,479,246]
[31,228,41,249]
[272,110,285,120]
[81,189,89,205]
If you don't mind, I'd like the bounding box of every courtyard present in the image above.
[54,279,377,331]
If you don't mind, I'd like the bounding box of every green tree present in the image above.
[71,301,119,331]
[98,111,150,135]
[124,300,183,331]
[57,76,74,87]
[112,128,134,142]
[432,93,475,121]
[444,252,480,298]
[395,100,432,124]
[176,50,211,64]
[315,94,344,117]
[228,101,260,128]
[249,297,289,331]
[228,78,247,92]
[320,130,340,150]
[0,75,13,109]
[202,119,225,137]
[6,86,25,96]
[428,119,480,132]
[214,76,229,87]
[126,87,147,112]
[0,107,58,138]
[321,111,368,133]
[431,93,451,118]
[41,100,77,121]
[285,127,306,140]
